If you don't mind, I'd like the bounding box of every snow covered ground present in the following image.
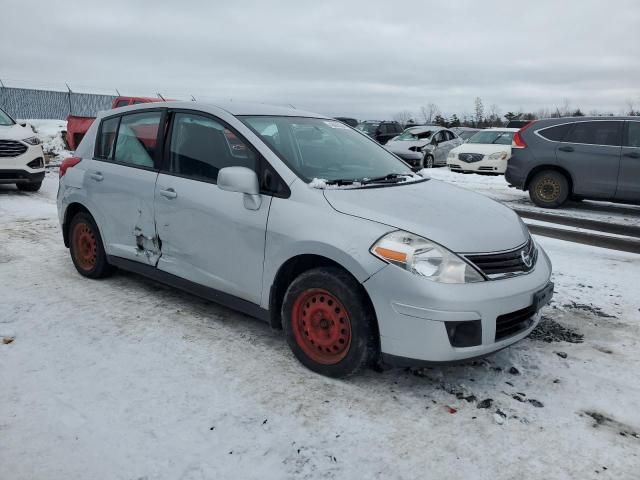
[1,175,639,480]
[425,168,640,228]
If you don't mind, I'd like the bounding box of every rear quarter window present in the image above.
[538,123,572,142]
[95,116,119,159]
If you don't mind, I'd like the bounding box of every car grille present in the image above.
[458,153,484,163]
[0,140,28,158]
[495,304,536,340]
[464,238,537,279]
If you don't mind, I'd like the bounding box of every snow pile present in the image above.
[309,178,362,189]
[22,119,72,166]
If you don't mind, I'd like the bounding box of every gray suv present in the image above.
[57,102,552,377]
[506,117,640,208]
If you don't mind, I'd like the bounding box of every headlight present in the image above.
[488,151,508,160]
[370,231,485,283]
[22,136,41,146]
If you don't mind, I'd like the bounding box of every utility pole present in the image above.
[66,83,73,116]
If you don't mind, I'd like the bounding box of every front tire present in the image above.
[282,267,377,378]
[528,170,569,208]
[424,154,434,169]
[17,182,42,192]
[69,212,114,278]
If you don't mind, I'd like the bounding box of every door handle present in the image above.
[623,151,640,158]
[89,172,103,182]
[159,188,177,199]
[558,146,574,152]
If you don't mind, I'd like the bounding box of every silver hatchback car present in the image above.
[57,102,553,377]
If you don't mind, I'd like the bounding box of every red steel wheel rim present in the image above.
[291,288,352,365]
[72,222,98,271]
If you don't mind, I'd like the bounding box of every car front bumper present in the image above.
[447,157,508,174]
[0,144,46,184]
[363,244,553,364]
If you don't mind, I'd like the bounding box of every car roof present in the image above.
[101,100,330,119]
[485,128,520,132]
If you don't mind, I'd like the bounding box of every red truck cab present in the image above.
[65,96,164,151]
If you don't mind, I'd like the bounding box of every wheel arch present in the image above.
[524,165,574,193]
[268,254,380,346]
[61,202,94,247]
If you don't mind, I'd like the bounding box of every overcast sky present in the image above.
[1,0,639,120]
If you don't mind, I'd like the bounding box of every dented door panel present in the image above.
[83,158,160,264]
[154,173,271,304]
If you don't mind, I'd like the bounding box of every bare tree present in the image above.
[488,103,502,126]
[626,99,637,116]
[420,103,439,124]
[474,97,484,126]
[393,110,413,127]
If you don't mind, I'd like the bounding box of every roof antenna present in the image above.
[115,88,121,96]
[191,95,196,101]
[157,93,166,101]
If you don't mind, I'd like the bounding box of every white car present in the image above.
[447,128,519,174]
[385,126,463,168]
[0,107,45,191]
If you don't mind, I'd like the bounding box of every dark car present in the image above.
[506,120,531,129]
[506,117,640,208]
[356,120,403,144]
[334,117,358,128]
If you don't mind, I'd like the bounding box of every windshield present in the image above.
[241,116,413,183]
[0,108,15,126]
[458,130,477,140]
[396,128,434,141]
[467,130,514,145]
[355,122,379,134]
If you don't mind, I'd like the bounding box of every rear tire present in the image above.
[17,182,42,192]
[69,212,114,279]
[282,267,377,378]
[528,170,569,208]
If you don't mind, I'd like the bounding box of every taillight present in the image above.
[59,156,82,178]
[512,121,536,149]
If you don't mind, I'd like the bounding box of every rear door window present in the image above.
[625,121,640,147]
[539,123,572,142]
[113,111,162,168]
[564,121,623,146]
[168,112,257,183]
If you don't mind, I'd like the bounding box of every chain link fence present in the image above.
[0,86,116,120]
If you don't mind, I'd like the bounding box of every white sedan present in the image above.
[446,128,519,174]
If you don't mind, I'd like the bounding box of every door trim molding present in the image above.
[107,255,270,322]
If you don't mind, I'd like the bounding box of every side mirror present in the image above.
[19,122,27,128]
[217,166,262,210]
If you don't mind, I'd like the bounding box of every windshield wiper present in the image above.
[361,173,409,185]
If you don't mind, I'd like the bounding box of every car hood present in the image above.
[450,143,511,155]
[0,123,34,141]
[323,179,527,254]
